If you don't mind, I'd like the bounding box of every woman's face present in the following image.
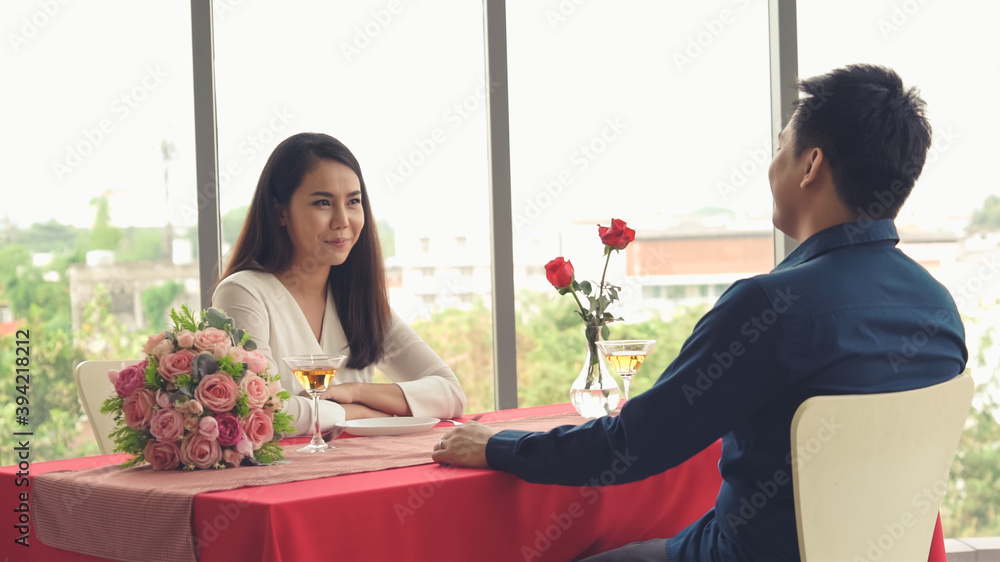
[278,159,365,269]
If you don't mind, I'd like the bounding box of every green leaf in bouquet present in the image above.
[241,337,257,351]
[174,374,195,396]
[120,454,146,469]
[100,395,125,415]
[204,307,235,332]
[233,394,250,418]
[601,324,610,340]
[217,355,245,378]
[110,425,148,457]
[578,280,593,296]
[252,441,286,464]
[608,286,619,301]
[145,365,165,390]
[170,305,200,333]
[272,409,295,436]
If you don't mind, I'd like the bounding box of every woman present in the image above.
[213,132,466,436]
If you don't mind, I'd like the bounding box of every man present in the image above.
[432,64,968,561]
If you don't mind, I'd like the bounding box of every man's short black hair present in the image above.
[792,64,932,219]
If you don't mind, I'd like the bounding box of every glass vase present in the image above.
[569,334,621,418]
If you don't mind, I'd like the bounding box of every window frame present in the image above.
[190,0,800,410]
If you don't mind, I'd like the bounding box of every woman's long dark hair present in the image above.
[220,133,391,369]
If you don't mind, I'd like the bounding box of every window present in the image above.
[0,1,198,462]
[213,1,494,412]
[5,12,996,529]
[797,1,1000,540]
[797,1,1000,379]
[667,285,688,300]
[507,0,772,406]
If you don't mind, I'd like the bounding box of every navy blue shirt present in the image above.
[486,220,967,561]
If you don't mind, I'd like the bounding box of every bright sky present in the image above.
[1,0,997,240]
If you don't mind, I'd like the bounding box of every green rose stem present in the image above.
[598,246,612,300]
[567,249,615,391]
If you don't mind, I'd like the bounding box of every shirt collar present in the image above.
[773,219,900,272]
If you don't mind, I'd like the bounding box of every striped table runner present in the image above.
[33,412,589,562]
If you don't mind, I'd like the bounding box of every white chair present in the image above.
[791,373,973,562]
[75,359,141,455]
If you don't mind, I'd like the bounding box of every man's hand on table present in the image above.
[432,423,498,469]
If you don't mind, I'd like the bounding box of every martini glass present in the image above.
[595,340,656,404]
[283,354,347,453]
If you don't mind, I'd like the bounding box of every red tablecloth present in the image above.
[1,402,946,561]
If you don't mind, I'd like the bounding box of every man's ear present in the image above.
[800,147,825,188]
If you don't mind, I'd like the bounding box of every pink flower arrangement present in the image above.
[102,306,295,470]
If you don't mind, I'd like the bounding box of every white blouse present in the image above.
[212,270,467,435]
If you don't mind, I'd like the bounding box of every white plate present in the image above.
[336,416,440,436]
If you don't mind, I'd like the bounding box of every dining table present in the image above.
[3,402,726,562]
[1,402,947,561]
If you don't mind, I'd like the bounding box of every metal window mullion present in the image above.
[191,0,222,308]
[483,0,518,411]
[768,0,800,262]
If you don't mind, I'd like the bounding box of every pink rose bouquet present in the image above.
[101,306,295,470]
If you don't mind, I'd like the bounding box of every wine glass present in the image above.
[595,340,656,404]
[282,354,347,453]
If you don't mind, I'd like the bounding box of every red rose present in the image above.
[598,218,635,250]
[545,257,575,289]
